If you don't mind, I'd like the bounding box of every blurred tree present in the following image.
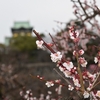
[51,0,100,65]
[0,43,5,52]
[10,36,37,52]
[52,21,99,65]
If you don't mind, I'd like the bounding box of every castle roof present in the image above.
[13,21,32,29]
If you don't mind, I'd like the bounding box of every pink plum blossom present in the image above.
[78,49,84,55]
[73,49,84,56]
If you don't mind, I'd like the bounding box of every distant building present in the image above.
[11,21,33,37]
[5,37,11,46]
[5,21,33,46]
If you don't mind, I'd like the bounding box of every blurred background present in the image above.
[0,0,75,99]
[0,0,100,100]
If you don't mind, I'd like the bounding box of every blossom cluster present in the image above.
[20,89,34,100]
[33,25,100,100]
[20,88,60,100]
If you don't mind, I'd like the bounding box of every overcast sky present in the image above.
[0,0,100,44]
[0,0,76,43]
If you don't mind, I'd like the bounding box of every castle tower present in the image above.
[11,21,33,37]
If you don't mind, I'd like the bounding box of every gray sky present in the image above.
[2,0,100,44]
[0,0,75,43]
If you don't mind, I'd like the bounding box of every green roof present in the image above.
[13,21,31,29]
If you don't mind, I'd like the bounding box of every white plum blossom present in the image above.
[63,70,72,78]
[26,90,30,94]
[24,94,28,99]
[20,91,23,96]
[83,91,90,98]
[36,40,44,49]
[48,91,52,94]
[24,90,33,100]
[29,97,34,100]
[94,57,98,63]
[55,79,61,83]
[45,81,54,88]
[20,89,33,100]
[79,57,87,67]
[73,50,76,56]
[50,51,62,62]
[55,85,62,95]
[94,52,100,65]
[68,85,74,91]
[72,78,81,87]
[96,90,100,98]
[69,30,79,40]
[63,62,74,71]
[59,66,64,72]
[87,87,91,91]
[33,24,100,100]
[46,95,50,100]
[81,62,87,67]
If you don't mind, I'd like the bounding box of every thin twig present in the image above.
[90,72,100,91]
[53,68,73,86]
[49,33,59,51]
[33,30,55,53]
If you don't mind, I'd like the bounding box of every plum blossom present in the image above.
[33,21,100,99]
[87,87,91,91]
[45,81,54,88]
[73,50,77,56]
[68,85,74,91]
[71,67,77,74]
[36,40,44,49]
[46,95,50,100]
[73,49,84,56]
[87,72,96,82]
[55,85,62,94]
[59,66,65,72]
[26,90,31,94]
[96,90,100,98]
[24,94,28,99]
[94,57,98,63]
[83,91,90,98]
[20,91,23,96]
[78,49,84,55]
[63,70,72,78]
[50,51,62,62]
[24,90,33,100]
[55,79,61,83]
[69,30,79,40]
[94,52,100,64]
[63,62,74,71]
[82,71,96,82]
[72,78,81,87]
[79,57,87,67]
[91,91,98,100]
